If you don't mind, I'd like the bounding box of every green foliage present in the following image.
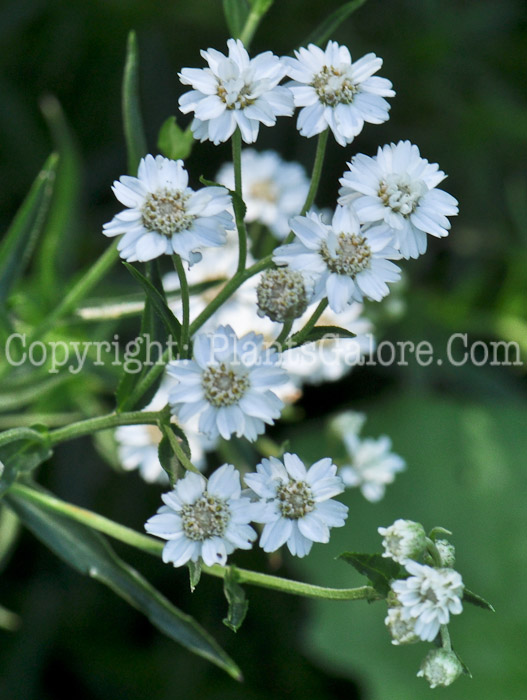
[157,117,194,162]
[5,483,242,680]
[301,0,368,47]
[0,427,52,497]
[222,0,250,38]
[338,552,403,597]
[223,566,249,632]
[292,325,357,346]
[122,31,148,176]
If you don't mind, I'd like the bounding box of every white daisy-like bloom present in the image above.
[145,463,259,567]
[244,453,348,558]
[216,150,309,239]
[283,41,394,146]
[378,519,427,564]
[178,39,294,145]
[273,206,401,313]
[391,561,464,642]
[166,325,288,441]
[103,155,233,264]
[340,435,406,502]
[115,384,216,484]
[338,140,459,259]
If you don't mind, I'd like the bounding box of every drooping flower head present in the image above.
[103,155,233,264]
[378,519,427,563]
[179,39,294,144]
[283,41,394,146]
[245,453,348,558]
[167,325,288,442]
[273,207,401,313]
[338,140,459,259]
[391,561,464,642]
[216,149,309,239]
[145,464,259,567]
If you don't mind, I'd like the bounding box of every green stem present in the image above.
[291,299,328,347]
[301,128,329,216]
[440,624,452,651]
[28,240,120,343]
[173,254,190,358]
[274,319,293,348]
[8,482,381,602]
[48,410,161,446]
[232,129,247,275]
[426,537,443,567]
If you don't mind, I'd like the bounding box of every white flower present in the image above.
[417,648,463,689]
[115,384,215,484]
[338,140,459,259]
[145,464,259,567]
[378,519,427,563]
[333,410,405,502]
[283,41,394,146]
[166,325,288,441]
[245,453,348,558]
[273,207,401,313]
[103,155,233,264]
[216,149,309,239]
[179,39,294,145]
[391,561,464,642]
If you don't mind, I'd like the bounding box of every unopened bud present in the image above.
[435,539,456,567]
[385,605,420,645]
[257,268,308,323]
[417,648,463,688]
[378,519,427,564]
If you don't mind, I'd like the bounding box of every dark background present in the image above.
[1,1,526,698]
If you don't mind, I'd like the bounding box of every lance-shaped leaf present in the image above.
[223,566,249,632]
[338,552,403,596]
[291,325,357,347]
[0,153,58,303]
[157,117,194,161]
[122,31,148,175]
[300,0,368,48]
[5,485,242,680]
[222,0,249,38]
[463,587,495,613]
[0,427,52,498]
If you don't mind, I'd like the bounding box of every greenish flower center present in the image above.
[181,494,230,541]
[320,233,372,276]
[276,479,315,519]
[202,363,250,407]
[312,66,357,107]
[142,188,194,236]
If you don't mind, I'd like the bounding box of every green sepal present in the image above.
[300,0,368,48]
[5,483,242,680]
[222,0,250,39]
[463,587,495,612]
[428,526,453,540]
[223,566,249,632]
[338,552,404,597]
[157,116,194,161]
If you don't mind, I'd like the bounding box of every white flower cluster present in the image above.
[145,454,348,566]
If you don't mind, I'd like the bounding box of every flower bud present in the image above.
[256,267,309,323]
[435,539,456,567]
[417,648,463,688]
[384,605,420,645]
[378,519,427,564]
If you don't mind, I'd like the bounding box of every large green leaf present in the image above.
[289,394,527,699]
[0,153,58,303]
[5,485,242,680]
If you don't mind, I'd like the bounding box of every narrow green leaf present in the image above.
[223,566,249,632]
[0,153,58,303]
[0,505,20,572]
[0,427,52,497]
[248,0,274,12]
[428,526,453,541]
[301,0,367,48]
[0,603,20,632]
[123,262,182,344]
[157,116,194,161]
[338,552,403,596]
[37,96,82,292]
[463,587,495,612]
[5,486,242,680]
[157,433,180,485]
[122,31,148,175]
[292,325,356,346]
[223,0,250,38]
[0,375,71,413]
[454,649,473,678]
[188,560,202,592]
